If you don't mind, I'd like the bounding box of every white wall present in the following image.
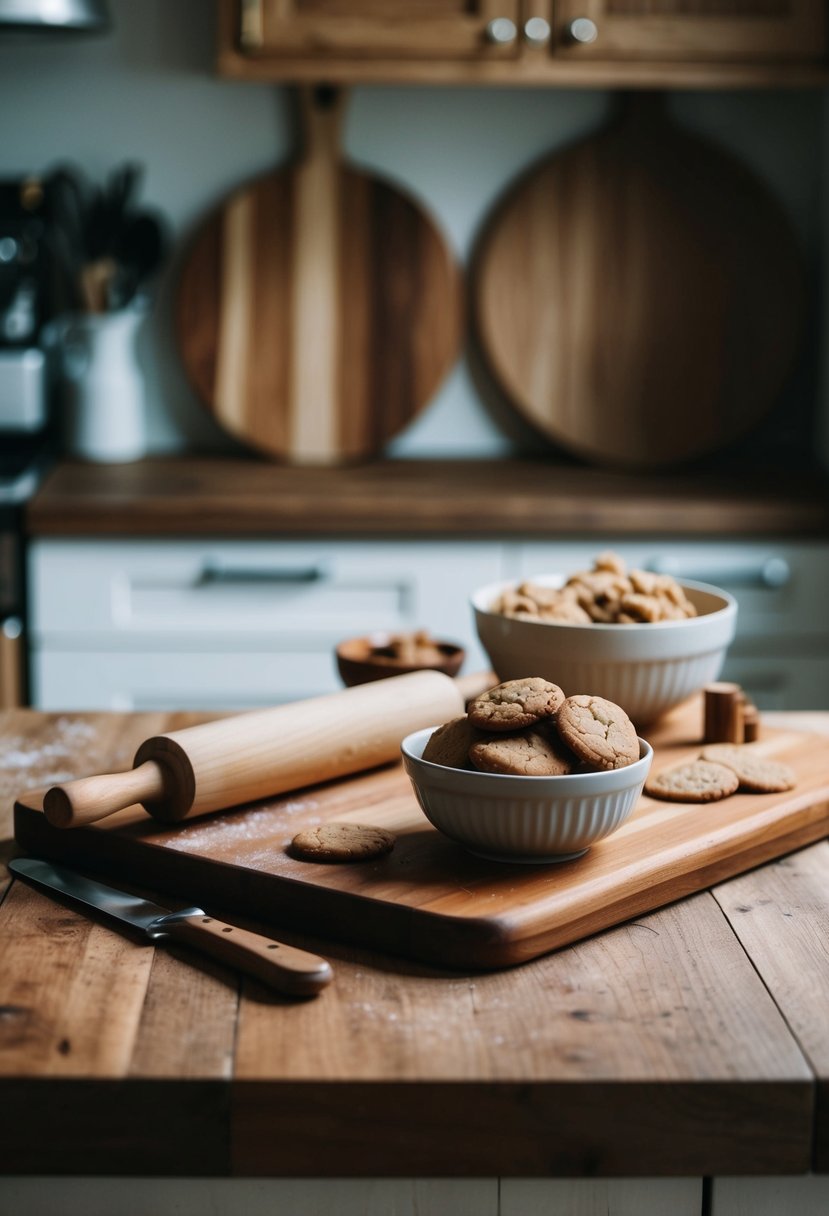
[0,0,823,460]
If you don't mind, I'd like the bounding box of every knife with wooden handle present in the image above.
[9,857,333,998]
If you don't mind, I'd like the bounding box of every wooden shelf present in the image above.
[25,456,829,539]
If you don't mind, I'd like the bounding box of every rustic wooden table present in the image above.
[1,709,828,1216]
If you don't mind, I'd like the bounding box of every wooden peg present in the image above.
[742,701,760,743]
[703,682,745,744]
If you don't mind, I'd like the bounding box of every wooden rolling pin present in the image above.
[42,670,485,830]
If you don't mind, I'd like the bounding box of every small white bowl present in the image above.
[472,577,737,725]
[401,727,653,864]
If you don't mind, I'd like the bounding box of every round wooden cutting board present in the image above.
[472,96,806,470]
[177,87,462,465]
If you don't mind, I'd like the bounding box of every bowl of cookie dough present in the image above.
[471,553,737,726]
[401,680,653,863]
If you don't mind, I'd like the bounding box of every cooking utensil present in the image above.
[9,856,332,997]
[473,93,805,469]
[47,161,168,312]
[15,706,829,970]
[176,85,463,465]
[41,668,466,830]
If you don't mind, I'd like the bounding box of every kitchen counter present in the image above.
[1,708,828,1184]
[25,457,829,538]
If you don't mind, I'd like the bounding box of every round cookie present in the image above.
[700,744,795,793]
[556,695,639,771]
[290,822,395,863]
[422,716,485,770]
[467,678,565,732]
[469,728,576,777]
[646,759,739,803]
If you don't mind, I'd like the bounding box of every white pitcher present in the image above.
[54,306,147,463]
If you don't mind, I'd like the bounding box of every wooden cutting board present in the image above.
[176,86,462,465]
[473,94,805,470]
[14,700,829,970]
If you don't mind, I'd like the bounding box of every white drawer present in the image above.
[27,538,504,710]
[30,648,346,711]
[513,540,829,639]
[29,539,502,659]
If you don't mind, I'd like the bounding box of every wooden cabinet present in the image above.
[554,0,825,64]
[218,0,828,85]
[237,0,522,63]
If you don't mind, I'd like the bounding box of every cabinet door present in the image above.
[554,0,825,62]
[238,0,522,61]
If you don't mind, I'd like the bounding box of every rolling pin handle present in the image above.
[43,760,167,829]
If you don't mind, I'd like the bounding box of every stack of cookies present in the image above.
[422,678,641,777]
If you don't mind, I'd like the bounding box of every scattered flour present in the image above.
[163,799,322,867]
[0,716,98,774]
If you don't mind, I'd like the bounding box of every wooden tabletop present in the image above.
[1,708,828,1179]
[25,456,829,538]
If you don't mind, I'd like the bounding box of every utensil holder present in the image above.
[57,308,147,462]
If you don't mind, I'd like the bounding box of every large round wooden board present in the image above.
[473,97,806,469]
[177,88,462,465]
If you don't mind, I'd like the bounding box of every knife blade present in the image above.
[9,857,333,998]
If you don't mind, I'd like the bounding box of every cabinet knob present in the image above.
[485,17,517,44]
[566,17,599,44]
[523,17,551,46]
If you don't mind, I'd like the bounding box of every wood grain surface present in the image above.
[13,698,829,970]
[177,87,462,465]
[473,94,805,470]
[712,840,829,1173]
[2,708,827,1176]
[25,458,829,539]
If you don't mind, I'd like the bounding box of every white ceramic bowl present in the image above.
[401,727,653,863]
[472,577,738,725]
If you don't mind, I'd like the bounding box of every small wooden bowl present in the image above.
[336,633,466,688]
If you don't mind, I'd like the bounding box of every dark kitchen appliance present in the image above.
[0,0,109,34]
[0,176,58,707]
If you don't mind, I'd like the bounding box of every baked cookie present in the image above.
[700,744,796,793]
[290,822,395,863]
[422,716,484,770]
[469,728,576,777]
[556,695,639,771]
[468,678,565,732]
[646,759,739,803]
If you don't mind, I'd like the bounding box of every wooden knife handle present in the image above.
[43,760,167,829]
[163,912,333,997]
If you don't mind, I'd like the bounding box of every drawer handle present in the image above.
[646,557,791,590]
[196,563,328,587]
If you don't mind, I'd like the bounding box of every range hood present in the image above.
[0,0,110,34]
